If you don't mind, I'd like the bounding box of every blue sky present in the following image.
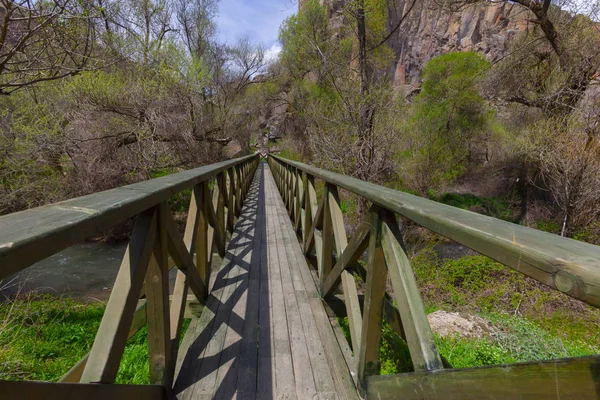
[216,0,298,60]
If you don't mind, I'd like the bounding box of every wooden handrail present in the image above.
[0,154,258,279]
[269,155,600,308]
[267,154,600,396]
[0,154,259,392]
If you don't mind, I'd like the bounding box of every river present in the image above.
[1,242,129,301]
[0,239,478,301]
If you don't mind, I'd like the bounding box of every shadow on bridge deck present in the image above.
[173,163,357,400]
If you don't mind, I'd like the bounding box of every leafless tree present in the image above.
[0,0,104,94]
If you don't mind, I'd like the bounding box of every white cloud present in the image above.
[264,43,283,64]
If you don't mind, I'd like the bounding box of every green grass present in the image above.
[0,296,190,383]
[337,250,600,374]
[433,193,514,221]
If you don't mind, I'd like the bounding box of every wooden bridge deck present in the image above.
[173,163,358,400]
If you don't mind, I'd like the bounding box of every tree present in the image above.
[0,0,103,95]
[401,52,497,195]
[523,116,600,236]
[443,0,600,116]
[278,0,411,191]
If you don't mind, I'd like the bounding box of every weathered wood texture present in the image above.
[366,356,600,399]
[173,163,358,399]
[270,155,600,308]
[0,381,167,400]
[0,154,258,279]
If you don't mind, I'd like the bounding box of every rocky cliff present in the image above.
[320,0,536,87]
[387,1,537,86]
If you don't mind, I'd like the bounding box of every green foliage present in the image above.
[150,168,192,213]
[535,220,561,234]
[573,222,600,245]
[338,317,412,375]
[0,87,68,214]
[0,296,191,383]
[399,52,497,194]
[435,334,511,368]
[435,193,514,221]
[0,296,105,382]
[279,0,332,79]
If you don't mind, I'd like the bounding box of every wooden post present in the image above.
[227,168,236,232]
[357,208,388,390]
[146,203,171,386]
[325,185,365,358]
[380,210,443,371]
[196,183,210,289]
[320,184,334,288]
[81,208,158,383]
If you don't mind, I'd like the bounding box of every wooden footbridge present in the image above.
[2,154,600,399]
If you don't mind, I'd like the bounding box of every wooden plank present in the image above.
[366,356,600,400]
[300,173,308,243]
[309,297,360,400]
[266,189,297,398]
[257,171,276,395]
[320,188,368,362]
[357,209,387,388]
[380,210,443,372]
[235,165,243,216]
[146,204,171,386]
[173,261,231,399]
[216,172,226,245]
[276,188,338,397]
[0,155,257,279]
[236,171,263,394]
[0,381,167,400]
[196,183,211,290]
[269,155,600,309]
[329,316,358,387]
[168,269,189,382]
[273,192,318,399]
[81,208,157,383]
[190,181,256,398]
[213,170,260,398]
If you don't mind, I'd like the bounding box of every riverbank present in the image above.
[0,295,185,383]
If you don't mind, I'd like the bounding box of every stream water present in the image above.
[0,238,479,301]
[1,242,128,301]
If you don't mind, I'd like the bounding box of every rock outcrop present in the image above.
[386,1,535,86]
[317,0,535,86]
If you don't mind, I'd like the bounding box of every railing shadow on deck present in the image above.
[0,154,260,398]
[173,163,272,399]
[268,154,600,400]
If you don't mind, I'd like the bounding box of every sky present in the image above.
[216,0,298,62]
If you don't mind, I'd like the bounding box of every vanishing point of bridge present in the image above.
[1,154,600,399]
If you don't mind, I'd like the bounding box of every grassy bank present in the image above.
[339,251,600,375]
[0,296,188,383]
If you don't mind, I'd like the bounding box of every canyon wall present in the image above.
[318,0,536,86]
[387,1,536,86]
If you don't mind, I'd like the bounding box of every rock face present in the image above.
[386,1,534,86]
[315,0,535,86]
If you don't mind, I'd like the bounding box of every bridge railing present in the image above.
[0,154,259,397]
[268,154,600,399]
